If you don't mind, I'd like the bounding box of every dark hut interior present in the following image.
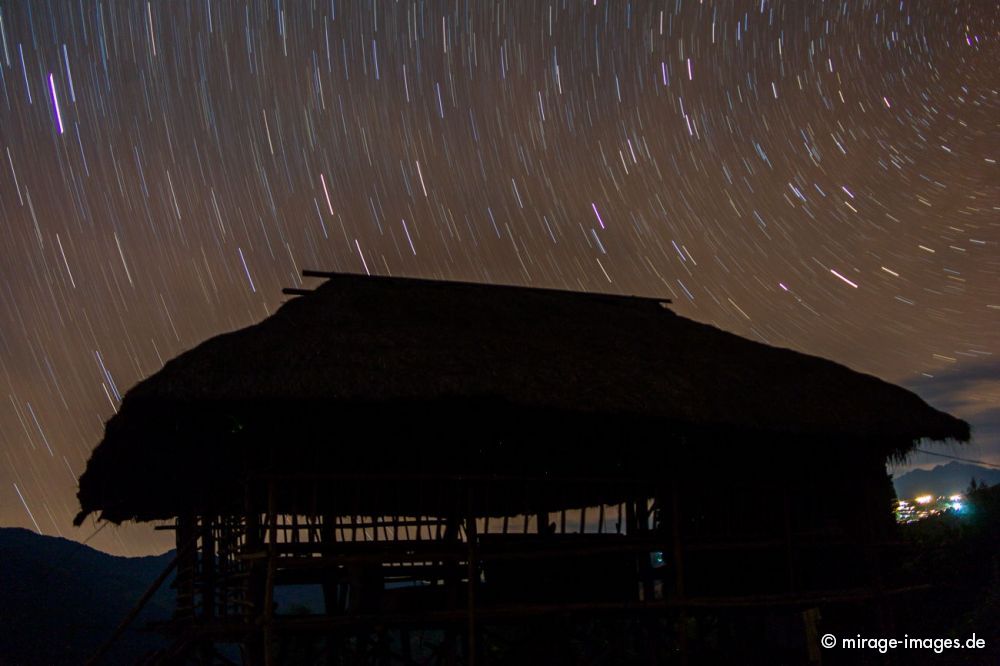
[75,271,969,665]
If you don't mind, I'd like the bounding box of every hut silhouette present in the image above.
[76,271,969,664]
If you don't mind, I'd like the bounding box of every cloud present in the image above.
[899,358,1000,467]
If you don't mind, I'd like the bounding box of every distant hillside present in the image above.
[0,527,174,665]
[893,461,1000,500]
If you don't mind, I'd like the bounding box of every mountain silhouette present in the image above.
[893,461,1000,500]
[0,527,174,665]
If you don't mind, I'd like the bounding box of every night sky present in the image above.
[0,0,996,556]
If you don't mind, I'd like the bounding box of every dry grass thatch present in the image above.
[75,273,969,525]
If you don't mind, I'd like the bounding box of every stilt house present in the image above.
[75,271,969,664]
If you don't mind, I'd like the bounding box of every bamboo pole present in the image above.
[671,481,688,666]
[84,548,183,665]
[264,480,277,666]
[465,513,479,666]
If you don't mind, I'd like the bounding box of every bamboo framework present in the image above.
[147,471,899,665]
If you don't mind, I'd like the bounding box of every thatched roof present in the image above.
[75,272,969,525]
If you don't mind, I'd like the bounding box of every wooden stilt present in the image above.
[244,482,265,666]
[466,513,479,666]
[264,481,277,666]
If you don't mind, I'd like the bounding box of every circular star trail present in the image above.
[0,1,996,555]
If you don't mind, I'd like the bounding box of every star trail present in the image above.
[0,0,996,555]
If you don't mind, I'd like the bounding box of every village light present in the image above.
[915,495,933,505]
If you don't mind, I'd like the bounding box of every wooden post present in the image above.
[536,510,548,534]
[637,497,657,666]
[320,511,342,666]
[637,499,655,602]
[783,489,797,593]
[175,514,197,620]
[671,481,689,666]
[244,480,265,666]
[465,513,479,666]
[201,516,216,621]
[264,480,277,666]
[442,515,461,666]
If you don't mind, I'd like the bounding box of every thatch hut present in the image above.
[76,271,968,664]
